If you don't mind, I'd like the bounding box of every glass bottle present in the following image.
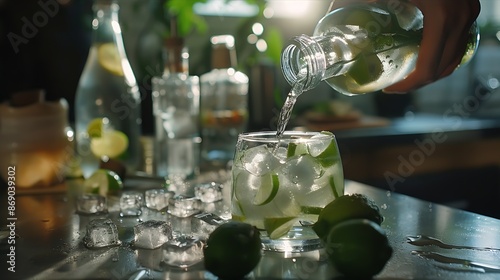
[75,0,142,178]
[152,28,201,179]
[200,35,249,165]
[280,0,480,96]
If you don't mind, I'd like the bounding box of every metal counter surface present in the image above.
[1,178,500,279]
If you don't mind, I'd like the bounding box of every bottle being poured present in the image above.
[276,0,479,136]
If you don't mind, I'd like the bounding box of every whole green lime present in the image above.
[325,219,393,279]
[313,193,383,242]
[204,221,262,279]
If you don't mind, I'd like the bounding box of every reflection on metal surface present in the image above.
[412,250,500,273]
[407,235,500,251]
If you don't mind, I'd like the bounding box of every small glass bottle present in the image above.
[152,27,201,179]
[75,0,142,178]
[200,35,249,164]
[281,0,480,96]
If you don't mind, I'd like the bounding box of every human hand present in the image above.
[329,0,481,93]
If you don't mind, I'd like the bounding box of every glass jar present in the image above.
[0,92,74,188]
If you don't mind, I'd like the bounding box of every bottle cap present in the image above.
[210,35,237,69]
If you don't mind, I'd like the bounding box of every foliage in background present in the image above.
[164,0,283,68]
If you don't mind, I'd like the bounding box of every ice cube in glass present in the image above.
[76,194,107,215]
[83,218,121,248]
[194,182,223,203]
[168,195,202,218]
[133,220,173,249]
[145,188,175,211]
[120,191,143,217]
[162,235,205,268]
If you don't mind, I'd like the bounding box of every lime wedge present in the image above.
[287,142,307,158]
[329,175,341,199]
[90,130,129,159]
[308,131,340,167]
[253,174,280,205]
[86,118,107,138]
[84,169,123,196]
[98,43,124,76]
[347,53,383,86]
[264,217,297,239]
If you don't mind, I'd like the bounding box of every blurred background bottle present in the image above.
[75,0,142,178]
[200,35,249,165]
[152,21,201,179]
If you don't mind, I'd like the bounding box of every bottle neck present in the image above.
[164,37,189,75]
[211,45,236,69]
[91,0,121,44]
[281,35,327,91]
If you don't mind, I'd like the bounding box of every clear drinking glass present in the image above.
[231,131,344,252]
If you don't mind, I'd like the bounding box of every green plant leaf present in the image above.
[264,27,283,66]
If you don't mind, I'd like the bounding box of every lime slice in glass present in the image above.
[84,169,123,196]
[287,142,308,158]
[90,130,128,159]
[253,174,280,206]
[264,217,297,239]
[308,131,339,167]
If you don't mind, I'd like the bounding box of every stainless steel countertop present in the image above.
[1,177,500,279]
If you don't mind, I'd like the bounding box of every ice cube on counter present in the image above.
[194,182,223,203]
[162,235,205,268]
[83,218,121,248]
[133,220,173,249]
[120,191,143,217]
[168,196,202,218]
[76,194,107,215]
[145,189,175,211]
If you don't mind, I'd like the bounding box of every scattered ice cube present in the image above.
[168,196,202,218]
[83,218,121,248]
[241,144,280,176]
[194,182,223,203]
[165,174,191,194]
[145,189,175,211]
[136,248,163,271]
[162,235,205,268]
[193,212,227,239]
[76,194,107,215]
[120,191,144,217]
[133,220,173,249]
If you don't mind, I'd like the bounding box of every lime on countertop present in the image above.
[325,219,393,279]
[313,193,383,242]
[204,221,262,279]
